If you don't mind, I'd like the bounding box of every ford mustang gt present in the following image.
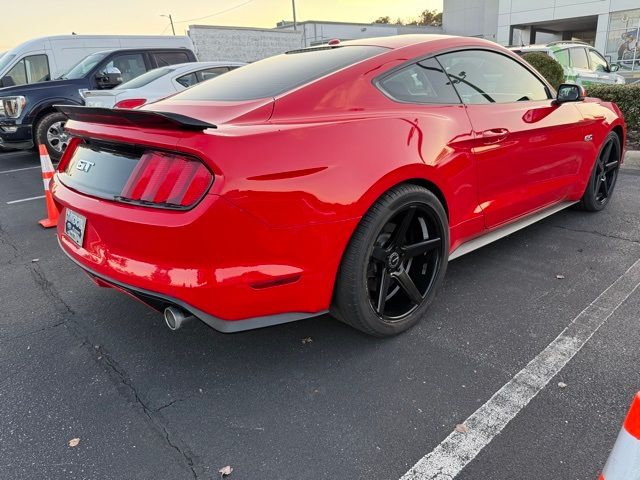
[51,35,626,336]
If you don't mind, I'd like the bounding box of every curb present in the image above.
[623,150,640,170]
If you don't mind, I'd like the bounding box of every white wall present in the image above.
[188,25,303,63]
[443,0,500,40]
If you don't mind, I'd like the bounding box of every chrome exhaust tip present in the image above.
[163,306,194,331]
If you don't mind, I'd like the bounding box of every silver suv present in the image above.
[510,41,625,86]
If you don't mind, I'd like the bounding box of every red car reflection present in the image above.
[52,35,626,336]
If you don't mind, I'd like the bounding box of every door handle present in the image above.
[481,128,509,143]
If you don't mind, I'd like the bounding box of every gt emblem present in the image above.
[76,160,95,172]
[584,134,593,142]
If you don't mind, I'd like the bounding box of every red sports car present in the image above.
[52,35,626,336]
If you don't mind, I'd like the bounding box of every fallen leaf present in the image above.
[556,275,565,280]
[455,423,468,434]
[558,382,567,389]
[301,337,313,344]
[68,438,80,447]
[219,465,233,477]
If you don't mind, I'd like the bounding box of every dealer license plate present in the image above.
[65,209,86,247]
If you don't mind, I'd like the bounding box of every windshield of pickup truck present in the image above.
[62,52,110,80]
[0,53,16,73]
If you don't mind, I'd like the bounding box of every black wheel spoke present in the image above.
[392,269,423,305]
[605,160,619,173]
[376,269,391,314]
[601,140,613,163]
[402,237,441,258]
[371,246,388,263]
[601,178,610,196]
[390,207,416,248]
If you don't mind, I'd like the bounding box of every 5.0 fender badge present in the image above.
[584,134,593,142]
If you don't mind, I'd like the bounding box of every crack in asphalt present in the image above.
[154,394,198,413]
[553,225,640,245]
[0,320,65,343]
[0,220,20,263]
[26,263,202,479]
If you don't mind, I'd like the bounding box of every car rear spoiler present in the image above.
[55,105,216,131]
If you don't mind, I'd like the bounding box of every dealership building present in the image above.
[444,0,640,71]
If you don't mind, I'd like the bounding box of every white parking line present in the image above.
[6,195,45,205]
[401,258,640,480]
[0,166,40,175]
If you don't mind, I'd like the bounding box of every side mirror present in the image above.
[95,71,122,89]
[1,76,16,88]
[555,83,585,104]
[609,64,619,72]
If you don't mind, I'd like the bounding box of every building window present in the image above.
[606,9,640,72]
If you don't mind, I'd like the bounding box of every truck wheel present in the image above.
[35,112,70,161]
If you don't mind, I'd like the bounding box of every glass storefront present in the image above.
[606,9,640,71]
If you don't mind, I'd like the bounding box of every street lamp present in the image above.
[161,14,176,36]
[292,0,297,31]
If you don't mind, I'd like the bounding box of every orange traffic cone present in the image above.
[599,392,640,480]
[38,144,59,228]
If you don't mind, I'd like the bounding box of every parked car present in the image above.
[510,41,625,86]
[52,35,625,337]
[0,47,197,159]
[83,61,245,109]
[0,35,194,88]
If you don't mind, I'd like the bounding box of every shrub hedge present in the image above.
[585,84,640,132]
[522,52,564,91]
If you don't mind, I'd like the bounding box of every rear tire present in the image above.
[579,132,621,212]
[331,184,449,337]
[35,112,70,161]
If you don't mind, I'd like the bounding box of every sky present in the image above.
[0,0,442,51]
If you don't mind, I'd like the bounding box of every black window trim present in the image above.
[587,48,609,72]
[373,46,554,106]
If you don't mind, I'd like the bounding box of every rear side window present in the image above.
[115,66,173,89]
[5,54,50,85]
[553,49,570,67]
[378,58,460,104]
[174,46,387,101]
[153,51,191,67]
[198,67,229,82]
[176,72,198,88]
[569,48,589,69]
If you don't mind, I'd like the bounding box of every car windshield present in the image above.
[0,53,16,73]
[115,66,174,90]
[62,51,110,80]
[173,45,387,102]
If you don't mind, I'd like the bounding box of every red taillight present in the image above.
[114,98,147,109]
[120,151,212,208]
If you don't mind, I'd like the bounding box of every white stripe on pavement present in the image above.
[6,195,45,205]
[0,166,40,174]
[401,258,640,480]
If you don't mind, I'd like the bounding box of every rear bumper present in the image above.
[52,175,355,328]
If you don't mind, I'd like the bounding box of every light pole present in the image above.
[292,0,297,31]
[161,14,176,35]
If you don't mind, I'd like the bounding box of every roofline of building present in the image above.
[276,20,441,29]
[188,24,302,34]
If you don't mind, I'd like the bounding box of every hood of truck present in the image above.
[0,78,87,96]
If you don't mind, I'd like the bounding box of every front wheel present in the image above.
[331,184,449,337]
[35,112,70,161]
[579,132,621,212]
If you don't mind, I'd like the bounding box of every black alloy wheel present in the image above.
[580,132,621,212]
[367,205,443,321]
[332,184,449,337]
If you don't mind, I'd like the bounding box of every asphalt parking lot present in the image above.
[1,148,639,480]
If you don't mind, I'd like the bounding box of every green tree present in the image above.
[374,16,391,24]
[522,52,564,90]
[418,9,443,26]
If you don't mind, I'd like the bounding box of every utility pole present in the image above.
[292,0,297,30]
[162,14,176,35]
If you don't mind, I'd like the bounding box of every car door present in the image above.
[587,48,617,84]
[436,49,588,228]
[568,47,599,87]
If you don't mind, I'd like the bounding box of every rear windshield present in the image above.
[173,45,387,101]
[115,66,174,89]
